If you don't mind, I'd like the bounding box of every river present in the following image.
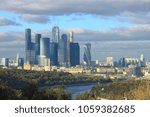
[65,83,96,99]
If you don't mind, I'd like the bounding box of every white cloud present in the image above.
[20,14,50,24]
[0,17,20,26]
[0,0,150,16]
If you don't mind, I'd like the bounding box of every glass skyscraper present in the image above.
[35,34,41,64]
[83,43,91,66]
[52,26,59,43]
[25,28,32,64]
[50,42,58,66]
[58,34,68,66]
[38,37,50,66]
[70,43,80,66]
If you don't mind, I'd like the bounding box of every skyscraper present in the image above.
[25,28,31,51]
[106,57,114,67]
[25,28,31,64]
[58,34,68,66]
[140,54,146,67]
[38,37,50,66]
[70,43,80,66]
[68,31,74,66]
[69,32,73,43]
[83,43,91,66]
[35,34,41,64]
[50,42,58,66]
[52,26,59,43]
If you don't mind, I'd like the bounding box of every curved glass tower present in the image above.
[83,43,91,66]
[38,37,50,66]
[52,26,59,43]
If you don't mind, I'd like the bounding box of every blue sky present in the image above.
[1,0,150,61]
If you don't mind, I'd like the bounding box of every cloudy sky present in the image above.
[1,0,150,61]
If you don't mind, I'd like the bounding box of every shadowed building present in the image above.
[50,42,58,66]
[58,34,68,67]
[70,43,80,66]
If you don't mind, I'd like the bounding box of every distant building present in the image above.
[83,43,91,67]
[69,32,73,43]
[129,66,143,77]
[25,29,35,64]
[140,54,146,67]
[119,57,139,67]
[35,34,41,64]
[25,28,31,64]
[52,26,59,43]
[70,43,80,66]
[0,58,9,67]
[106,57,114,67]
[68,31,74,66]
[18,58,24,68]
[58,34,68,67]
[50,42,58,66]
[38,37,50,66]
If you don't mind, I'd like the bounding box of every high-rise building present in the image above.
[68,31,74,66]
[25,28,31,51]
[70,43,80,66]
[18,58,24,68]
[69,32,73,43]
[58,34,68,67]
[50,42,58,66]
[140,54,146,67]
[38,37,50,66]
[35,34,41,64]
[106,57,114,67]
[83,43,91,66]
[25,28,31,64]
[0,58,9,67]
[52,26,59,43]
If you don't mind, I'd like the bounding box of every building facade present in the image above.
[83,43,91,67]
[70,43,80,66]
[58,34,68,67]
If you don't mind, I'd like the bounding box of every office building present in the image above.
[38,37,50,66]
[52,26,59,43]
[69,32,73,43]
[106,57,114,67]
[35,34,41,64]
[68,31,74,66]
[50,42,58,66]
[83,43,91,66]
[70,43,80,66]
[140,54,146,67]
[119,57,139,67]
[18,58,24,68]
[25,28,31,64]
[0,58,9,67]
[129,66,143,77]
[58,34,68,67]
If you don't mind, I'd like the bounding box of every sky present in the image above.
[1,0,150,61]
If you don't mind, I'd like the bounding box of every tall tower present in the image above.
[69,32,73,43]
[140,54,145,67]
[58,34,68,67]
[52,26,59,43]
[35,34,41,64]
[83,43,91,67]
[15,53,19,66]
[70,43,80,66]
[68,31,74,66]
[25,28,31,64]
[50,42,58,66]
[38,37,50,66]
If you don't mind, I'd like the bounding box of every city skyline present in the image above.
[1,0,150,60]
